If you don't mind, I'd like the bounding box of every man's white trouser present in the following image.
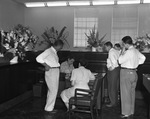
[44,68,60,111]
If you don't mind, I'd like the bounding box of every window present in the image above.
[74,17,98,47]
[111,6,139,44]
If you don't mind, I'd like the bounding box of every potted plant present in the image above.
[1,24,39,62]
[85,26,106,52]
[41,26,69,48]
[134,34,150,52]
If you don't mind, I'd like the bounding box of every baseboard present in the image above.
[0,90,33,113]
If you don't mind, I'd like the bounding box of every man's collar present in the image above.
[51,46,57,54]
[128,45,134,49]
[79,66,85,68]
[109,48,114,52]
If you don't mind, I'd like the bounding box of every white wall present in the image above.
[24,7,74,50]
[0,0,24,31]
[24,4,150,51]
[138,4,150,36]
[1,1,150,51]
[24,6,113,51]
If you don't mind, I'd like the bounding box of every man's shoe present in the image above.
[106,104,113,107]
[120,114,133,119]
[106,104,117,107]
[44,109,58,114]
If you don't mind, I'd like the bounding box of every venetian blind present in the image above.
[111,6,139,44]
[74,8,98,47]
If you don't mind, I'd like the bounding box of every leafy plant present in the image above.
[1,24,39,60]
[41,26,69,48]
[85,25,106,48]
[134,34,150,52]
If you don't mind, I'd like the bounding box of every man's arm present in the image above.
[119,50,130,64]
[36,50,51,71]
[41,63,51,71]
[138,52,146,65]
[70,70,76,86]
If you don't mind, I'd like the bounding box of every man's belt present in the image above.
[50,67,60,69]
[121,67,137,71]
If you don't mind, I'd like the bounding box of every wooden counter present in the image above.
[0,61,42,104]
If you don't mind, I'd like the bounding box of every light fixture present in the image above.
[68,1,90,6]
[25,2,45,7]
[92,1,114,5]
[47,1,67,7]
[117,0,140,4]
[143,0,150,3]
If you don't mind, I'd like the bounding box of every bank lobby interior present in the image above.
[0,0,150,119]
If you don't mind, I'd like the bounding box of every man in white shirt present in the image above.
[60,59,95,109]
[104,41,120,107]
[118,36,146,119]
[36,40,64,113]
[60,56,75,79]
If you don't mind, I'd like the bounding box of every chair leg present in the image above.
[90,107,94,119]
[96,107,99,116]
[68,104,71,119]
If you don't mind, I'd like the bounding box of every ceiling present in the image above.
[12,0,146,5]
[12,0,94,4]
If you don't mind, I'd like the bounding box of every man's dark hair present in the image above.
[122,36,133,45]
[114,43,121,48]
[53,40,64,47]
[79,59,88,67]
[104,41,113,48]
[67,55,74,60]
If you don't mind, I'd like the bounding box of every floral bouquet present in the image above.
[85,25,106,49]
[134,34,150,52]
[41,26,69,48]
[0,24,39,61]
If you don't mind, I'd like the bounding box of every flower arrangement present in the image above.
[134,34,150,52]
[41,26,69,48]
[0,24,39,60]
[85,25,106,50]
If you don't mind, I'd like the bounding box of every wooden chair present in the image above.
[68,73,106,119]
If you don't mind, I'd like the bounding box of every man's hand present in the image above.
[108,67,114,71]
[45,66,50,71]
[41,63,51,71]
[120,47,126,55]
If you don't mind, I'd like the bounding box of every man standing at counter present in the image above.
[36,40,64,113]
[104,41,120,107]
[118,36,146,119]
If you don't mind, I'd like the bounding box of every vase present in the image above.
[92,47,97,52]
[97,46,103,52]
[142,47,150,53]
[10,56,18,64]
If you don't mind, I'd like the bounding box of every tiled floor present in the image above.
[0,96,148,119]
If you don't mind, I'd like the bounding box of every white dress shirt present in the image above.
[60,61,74,73]
[70,66,95,88]
[36,47,60,67]
[107,48,120,70]
[119,46,146,69]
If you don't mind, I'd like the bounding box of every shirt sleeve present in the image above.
[36,50,48,64]
[60,62,69,73]
[138,52,146,65]
[89,71,95,80]
[108,51,117,69]
[107,59,111,68]
[43,55,60,67]
[70,69,76,86]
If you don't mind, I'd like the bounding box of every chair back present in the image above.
[91,73,106,106]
